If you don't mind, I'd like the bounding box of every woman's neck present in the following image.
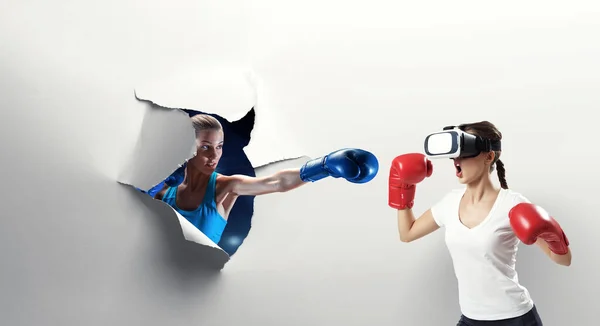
[182,166,212,192]
[464,176,499,204]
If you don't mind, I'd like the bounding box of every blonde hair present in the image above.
[191,114,222,135]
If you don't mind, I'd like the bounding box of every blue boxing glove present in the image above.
[146,162,187,197]
[299,148,379,184]
[164,162,187,187]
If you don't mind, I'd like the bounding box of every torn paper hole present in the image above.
[120,93,380,265]
[117,95,230,260]
[121,94,268,258]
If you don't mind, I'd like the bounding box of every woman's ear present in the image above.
[485,151,495,165]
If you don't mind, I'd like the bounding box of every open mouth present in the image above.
[206,162,216,168]
[454,160,463,177]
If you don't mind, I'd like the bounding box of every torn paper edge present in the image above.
[121,91,307,263]
[117,94,252,259]
[117,90,197,189]
[133,69,258,124]
[118,181,230,257]
[135,68,303,167]
[117,93,230,257]
[253,156,309,171]
[241,72,310,167]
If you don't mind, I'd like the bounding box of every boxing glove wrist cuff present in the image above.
[547,231,570,255]
[299,156,329,182]
[549,247,569,255]
[388,185,416,210]
[389,201,415,210]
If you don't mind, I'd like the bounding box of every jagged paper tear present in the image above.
[118,67,307,266]
[134,62,256,123]
[134,64,304,168]
[117,95,228,261]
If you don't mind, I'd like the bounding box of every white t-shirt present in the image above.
[431,187,534,320]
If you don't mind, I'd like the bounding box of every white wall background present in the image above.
[2,0,599,325]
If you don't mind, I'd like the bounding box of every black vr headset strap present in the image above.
[490,140,501,151]
[474,136,502,151]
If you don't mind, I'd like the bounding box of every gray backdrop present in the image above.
[1,0,598,325]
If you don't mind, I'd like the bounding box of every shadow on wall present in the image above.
[141,108,256,256]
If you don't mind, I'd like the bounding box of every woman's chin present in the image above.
[191,164,217,175]
[456,176,468,184]
[203,165,217,173]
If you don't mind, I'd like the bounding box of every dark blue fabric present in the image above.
[457,306,543,326]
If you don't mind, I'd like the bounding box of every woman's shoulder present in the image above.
[215,173,251,183]
[215,173,236,190]
[434,188,466,205]
[501,188,531,205]
[215,173,230,184]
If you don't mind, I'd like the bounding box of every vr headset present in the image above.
[423,125,501,159]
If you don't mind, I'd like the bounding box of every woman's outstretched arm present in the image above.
[224,148,379,196]
[535,238,572,266]
[225,168,306,196]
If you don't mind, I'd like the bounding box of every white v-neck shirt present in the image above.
[431,188,534,320]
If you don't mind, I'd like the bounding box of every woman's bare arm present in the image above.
[397,208,440,243]
[535,238,572,266]
[223,168,307,196]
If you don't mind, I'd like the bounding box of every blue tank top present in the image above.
[161,172,227,244]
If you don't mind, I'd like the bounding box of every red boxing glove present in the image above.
[509,203,570,255]
[388,153,433,210]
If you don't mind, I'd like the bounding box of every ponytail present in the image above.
[496,159,508,189]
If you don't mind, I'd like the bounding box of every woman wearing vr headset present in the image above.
[387,121,571,326]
